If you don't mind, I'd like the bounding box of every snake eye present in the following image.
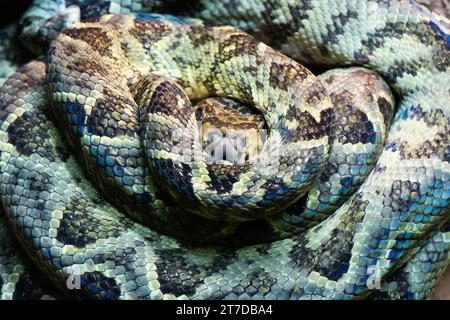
[18,16,36,37]
[20,16,33,29]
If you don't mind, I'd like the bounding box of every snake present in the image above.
[0,0,449,300]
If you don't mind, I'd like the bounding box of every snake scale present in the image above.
[0,0,449,300]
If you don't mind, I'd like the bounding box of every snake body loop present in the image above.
[0,0,449,300]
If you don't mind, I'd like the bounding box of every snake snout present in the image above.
[198,97,266,165]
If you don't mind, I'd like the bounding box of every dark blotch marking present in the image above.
[290,195,367,282]
[206,163,249,194]
[218,33,261,61]
[62,27,112,56]
[377,96,394,128]
[368,268,411,300]
[56,197,128,248]
[268,60,310,91]
[232,267,277,298]
[432,46,450,72]
[130,19,171,48]
[139,79,192,126]
[190,31,216,48]
[77,2,111,20]
[284,108,333,141]
[7,111,60,161]
[386,180,423,220]
[85,87,138,137]
[155,247,234,298]
[332,91,376,144]
[79,272,121,300]
[63,44,111,78]
[261,177,288,194]
[384,59,423,83]
[391,107,448,161]
[12,271,52,300]
[257,0,313,50]
[152,158,194,200]
[321,10,359,46]
[355,20,445,68]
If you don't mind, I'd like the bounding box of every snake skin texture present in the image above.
[0,23,32,86]
[0,0,449,300]
[157,0,450,299]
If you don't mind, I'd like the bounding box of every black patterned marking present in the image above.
[14,170,53,198]
[12,274,41,300]
[74,0,111,20]
[206,164,247,194]
[332,91,376,144]
[383,59,424,83]
[284,108,334,141]
[261,177,288,198]
[388,107,449,161]
[142,79,192,125]
[62,27,112,56]
[190,31,216,48]
[56,197,130,248]
[268,60,310,91]
[258,0,313,50]
[232,268,277,297]
[85,87,138,138]
[355,21,444,69]
[154,247,234,297]
[289,196,367,282]
[319,10,359,55]
[7,111,60,161]
[368,268,410,300]
[103,247,139,285]
[377,96,394,128]
[386,180,424,222]
[153,158,195,200]
[79,272,121,300]
[130,19,171,51]
[432,45,450,72]
[217,33,262,61]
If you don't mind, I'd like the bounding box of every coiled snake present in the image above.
[0,0,449,299]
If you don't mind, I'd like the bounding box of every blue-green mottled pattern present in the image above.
[0,0,448,299]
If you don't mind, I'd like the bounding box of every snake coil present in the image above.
[0,0,449,300]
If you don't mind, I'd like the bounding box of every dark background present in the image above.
[0,0,33,29]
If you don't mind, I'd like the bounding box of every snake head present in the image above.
[19,5,80,55]
[197,97,266,165]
